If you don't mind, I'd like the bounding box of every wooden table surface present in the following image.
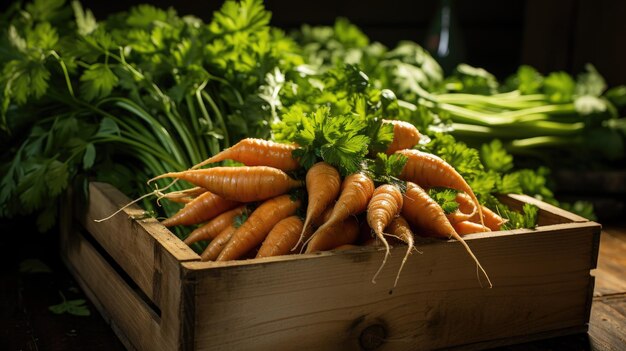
[1,219,625,350]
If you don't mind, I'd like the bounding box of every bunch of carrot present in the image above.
[150,121,506,287]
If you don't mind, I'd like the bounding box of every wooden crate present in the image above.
[59,182,601,351]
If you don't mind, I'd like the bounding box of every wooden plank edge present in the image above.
[440,325,589,351]
[503,193,590,223]
[88,182,200,262]
[179,267,197,351]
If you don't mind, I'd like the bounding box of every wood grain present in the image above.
[589,294,626,350]
[594,224,626,297]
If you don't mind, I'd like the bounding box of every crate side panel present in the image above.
[189,223,598,351]
[80,182,199,305]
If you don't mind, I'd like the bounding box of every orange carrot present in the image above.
[470,205,508,231]
[367,184,403,283]
[310,172,374,244]
[298,162,341,248]
[216,195,301,261]
[386,215,415,287]
[384,119,421,154]
[305,216,359,253]
[150,166,304,202]
[257,216,310,258]
[161,191,240,227]
[446,192,478,224]
[401,182,492,287]
[193,138,300,171]
[396,149,484,227]
[184,206,247,245]
[453,220,491,236]
[201,225,238,261]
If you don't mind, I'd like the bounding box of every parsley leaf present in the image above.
[481,139,514,173]
[80,63,119,101]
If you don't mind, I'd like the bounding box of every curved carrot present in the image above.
[305,216,359,253]
[257,216,310,258]
[367,184,404,283]
[201,225,238,261]
[446,192,478,224]
[298,162,341,248]
[161,191,240,227]
[387,215,415,288]
[384,119,421,154]
[470,205,508,231]
[453,220,491,236]
[401,182,492,288]
[150,166,304,202]
[217,195,301,261]
[311,172,374,245]
[396,149,484,227]
[193,138,300,171]
[184,206,247,245]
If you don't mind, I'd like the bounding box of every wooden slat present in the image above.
[79,182,199,305]
[185,222,598,351]
[594,225,626,297]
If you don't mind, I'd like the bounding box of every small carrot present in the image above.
[184,206,247,245]
[192,138,300,171]
[161,191,240,227]
[446,192,478,224]
[201,225,238,261]
[396,149,484,227]
[367,184,404,283]
[217,195,301,261]
[453,220,491,236]
[310,172,375,245]
[470,205,508,231]
[297,162,341,249]
[384,119,421,154]
[305,216,359,253]
[401,182,492,288]
[150,166,304,202]
[257,216,310,258]
[386,215,416,288]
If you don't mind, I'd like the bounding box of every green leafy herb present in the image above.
[49,292,91,317]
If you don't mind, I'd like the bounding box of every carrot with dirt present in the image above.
[308,172,375,246]
[216,195,301,261]
[257,216,311,258]
[367,183,404,283]
[305,216,359,253]
[184,206,247,245]
[387,215,416,287]
[192,138,300,171]
[384,120,421,154]
[149,166,303,202]
[160,191,240,227]
[401,182,492,287]
[201,225,238,261]
[396,149,484,227]
[297,162,341,248]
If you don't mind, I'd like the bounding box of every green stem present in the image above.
[449,120,586,139]
[185,95,208,160]
[202,90,229,149]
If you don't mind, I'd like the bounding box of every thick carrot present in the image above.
[184,206,247,245]
[305,216,359,253]
[453,220,491,236]
[192,138,300,171]
[298,162,341,248]
[401,182,492,287]
[311,172,374,245]
[161,191,240,227]
[387,215,415,288]
[150,166,304,202]
[396,149,484,227]
[257,216,310,258]
[367,184,403,283]
[384,119,421,154]
[470,205,508,231]
[446,192,478,224]
[216,195,301,261]
[201,225,238,261]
